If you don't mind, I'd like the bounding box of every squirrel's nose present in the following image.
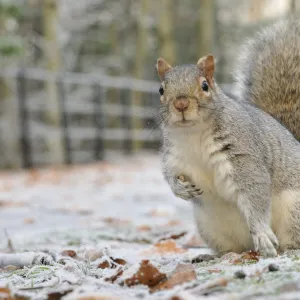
[173,97,190,112]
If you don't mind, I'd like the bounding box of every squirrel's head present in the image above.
[156,55,215,129]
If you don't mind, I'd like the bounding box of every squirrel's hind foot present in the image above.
[252,227,279,257]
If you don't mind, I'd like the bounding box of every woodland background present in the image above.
[2,2,300,299]
[0,0,299,168]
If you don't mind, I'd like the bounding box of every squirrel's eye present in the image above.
[159,86,164,95]
[201,81,209,92]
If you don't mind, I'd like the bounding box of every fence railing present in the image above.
[0,68,161,168]
[0,68,234,169]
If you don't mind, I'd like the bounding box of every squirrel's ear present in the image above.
[197,55,215,87]
[156,58,172,80]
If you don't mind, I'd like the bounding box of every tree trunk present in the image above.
[107,21,120,151]
[0,6,21,168]
[198,0,216,58]
[249,0,265,22]
[289,0,296,16]
[132,0,149,152]
[158,0,175,64]
[43,0,64,164]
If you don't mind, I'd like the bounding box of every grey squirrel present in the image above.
[156,20,300,257]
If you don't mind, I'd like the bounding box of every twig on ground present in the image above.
[4,229,14,253]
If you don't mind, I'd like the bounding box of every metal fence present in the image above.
[0,68,161,168]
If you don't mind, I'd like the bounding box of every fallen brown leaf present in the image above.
[241,250,259,261]
[159,232,187,241]
[232,251,259,265]
[166,220,181,226]
[154,240,187,254]
[140,240,187,256]
[151,264,196,293]
[47,290,72,300]
[105,268,124,283]
[0,287,10,294]
[0,287,27,300]
[114,258,126,265]
[61,250,77,258]
[98,257,127,269]
[98,260,110,269]
[122,260,167,287]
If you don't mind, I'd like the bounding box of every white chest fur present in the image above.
[164,127,252,253]
[166,127,237,202]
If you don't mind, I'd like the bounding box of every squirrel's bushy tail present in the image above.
[234,19,300,141]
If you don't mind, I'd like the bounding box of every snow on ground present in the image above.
[1,154,300,299]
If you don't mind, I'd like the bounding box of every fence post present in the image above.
[121,89,132,154]
[93,84,106,160]
[17,69,32,168]
[57,77,71,164]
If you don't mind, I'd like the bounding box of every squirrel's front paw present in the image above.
[173,175,203,200]
[252,227,279,257]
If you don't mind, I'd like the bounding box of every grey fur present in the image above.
[158,22,300,256]
[235,19,300,141]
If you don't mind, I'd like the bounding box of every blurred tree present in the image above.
[158,0,175,65]
[289,0,296,16]
[0,0,297,167]
[249,0,265,22]
[0,2,22,168]
[43,0,64,164]
[132,0,149,151]
[198,0,216,57]
[0,3,23,58]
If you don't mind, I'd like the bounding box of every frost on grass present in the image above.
[0,253,54,268]
[1,155,300,299]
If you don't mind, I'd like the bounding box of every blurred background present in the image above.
[0,3,299,297]
[0,0,298,169]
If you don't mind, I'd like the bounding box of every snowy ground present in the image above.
[1,154,300,300]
